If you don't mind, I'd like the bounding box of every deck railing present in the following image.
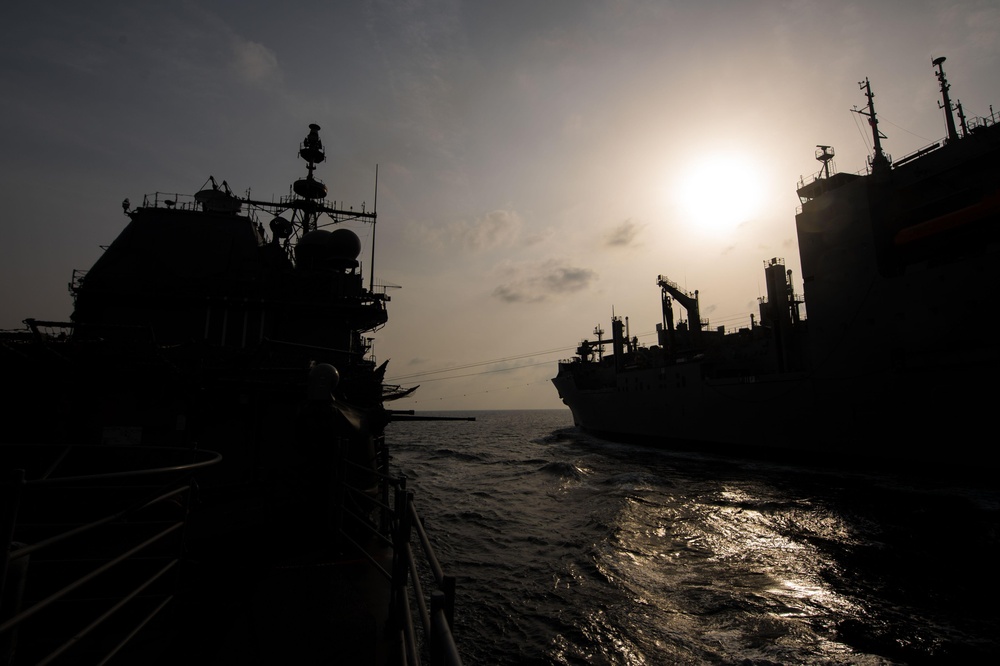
[3,436,460,665]
[0,445,221,665]
[338,436,463,666]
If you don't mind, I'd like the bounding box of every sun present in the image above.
[672,153,765,234]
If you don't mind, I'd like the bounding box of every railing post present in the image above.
[171,474,197,605]
[441,575,456,631]
[1,469,26,663]
[430,591,445,666]
[333,436,347,540]
[431,588,464,666]
[388,488,413,630]
[377,436,390,535]
[1,470,25,610]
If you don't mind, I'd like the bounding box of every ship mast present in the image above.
[932,56,960,143]
[370,165,378,292]
[853,77,890,174]
[294,123,329,233]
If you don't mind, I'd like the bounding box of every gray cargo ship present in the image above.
[553,58,999,460]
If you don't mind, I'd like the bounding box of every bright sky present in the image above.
[2,1,998,410]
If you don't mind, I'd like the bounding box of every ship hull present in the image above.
[554,224,1000,462]
[554,357,995,462]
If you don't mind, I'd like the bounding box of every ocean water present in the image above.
[388,410,1000,665]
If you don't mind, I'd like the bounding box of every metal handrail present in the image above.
[431,594,462,666]
[2,521,183,634]
[409,503,446,584]
[1,446,221,665]
[392,495,462,666]
[8,484,189,562]
[334,436,462,666]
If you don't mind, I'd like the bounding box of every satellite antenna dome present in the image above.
[298,229,333,245]
[329,228,362,260]
[295,228,361,269]
[295,229,330,267]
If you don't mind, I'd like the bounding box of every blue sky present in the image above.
[2,1,998,409]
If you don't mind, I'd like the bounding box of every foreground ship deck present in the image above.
[1,444,460,664]
[1,125,461,664]
[553,58,1000,461]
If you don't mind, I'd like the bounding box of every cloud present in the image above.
[605,218,643,247]
[413,209,523,252]
[493,259,598,303]
[231,37,281,86]
[459,209,522,251]
[366,1,470,166]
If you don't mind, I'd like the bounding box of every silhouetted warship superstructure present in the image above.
[1,126,461,664]
[554,58,1000,461]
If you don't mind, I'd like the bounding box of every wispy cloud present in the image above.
[412,209,523,252]
[230,37,281,87]
[605,218,643,247]
[493,259,597,303]
[366,0,471,163]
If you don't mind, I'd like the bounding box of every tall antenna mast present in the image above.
[369,165,379,292]
[853,78,889,173]
[933,56,960,143]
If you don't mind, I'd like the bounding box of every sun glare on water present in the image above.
[673,154,765,235]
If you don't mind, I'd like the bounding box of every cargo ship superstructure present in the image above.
[553,58,1000,459]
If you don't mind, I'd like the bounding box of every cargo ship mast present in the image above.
[853,77,890,174]
[933,56,961,143]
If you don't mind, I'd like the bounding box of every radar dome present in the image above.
[329,228,362,259]
[295,229,361,269]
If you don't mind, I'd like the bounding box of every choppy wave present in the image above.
[538,461,588,480]
[391,410,1000,665]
